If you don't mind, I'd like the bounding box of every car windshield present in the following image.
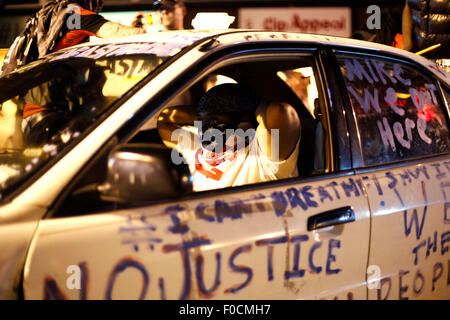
[0,41,187,200]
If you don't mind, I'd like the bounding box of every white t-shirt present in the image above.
[173,125,300,192]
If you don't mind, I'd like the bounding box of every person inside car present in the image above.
[157,83,301,191]
[159,0,186,31]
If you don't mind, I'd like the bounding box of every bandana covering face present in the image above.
[194,146,237,181]
[199,118,243,151]
[174,124,299,192]
[194,129,254,182]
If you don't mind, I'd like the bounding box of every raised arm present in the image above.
[256,102,301,161]
[96,21,146,39]
[157,105,197,149]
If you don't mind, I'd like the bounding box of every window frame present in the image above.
[332,48,450,170]
[438,81,450,117]
[0,41,196,204]
[47,43,353,219]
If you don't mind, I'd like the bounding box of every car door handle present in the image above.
[307,206,355,231]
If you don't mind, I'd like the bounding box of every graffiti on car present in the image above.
[376,259,450,299]
[43,234,343,300]
[40,160,450,300]
[340,57,450,163]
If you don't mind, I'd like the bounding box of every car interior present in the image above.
[131,57,328,177]
[52,55,331,216]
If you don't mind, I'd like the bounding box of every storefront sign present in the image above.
[238,7,352,37]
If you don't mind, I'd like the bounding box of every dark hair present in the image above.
[197,83,259,116]
[158,0,185,11]
[73,0,104,13]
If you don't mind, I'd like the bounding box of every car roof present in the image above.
[82,29,450,85]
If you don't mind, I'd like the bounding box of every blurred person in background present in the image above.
[352,0,448,59]
[131,12,145,28]
[1,0,145,76]
[159,0,186,31]
[407,0,449,59]
[352,7,402,47]
[1,0,148,147]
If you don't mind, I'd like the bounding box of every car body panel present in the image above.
[24,174,370,299]
[85,30,450,84]
[0,203,45,299]
[65,30,450,87]
[0,30,447,299]
[360,157,450,299]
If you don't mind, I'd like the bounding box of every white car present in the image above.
[0,30,449,300]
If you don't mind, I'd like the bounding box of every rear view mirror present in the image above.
[99,143,192,203]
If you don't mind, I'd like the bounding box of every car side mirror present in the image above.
[99,143,192,203]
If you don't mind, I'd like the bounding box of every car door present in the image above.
[23,44,372,300]
[334,51,450,299]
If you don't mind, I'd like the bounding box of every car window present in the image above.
[277,66,319,119]
[146,55,328,190]
[0,42,185,200]
[442,83,450,109]
[54,53,334,217]
[336,53,450,167]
